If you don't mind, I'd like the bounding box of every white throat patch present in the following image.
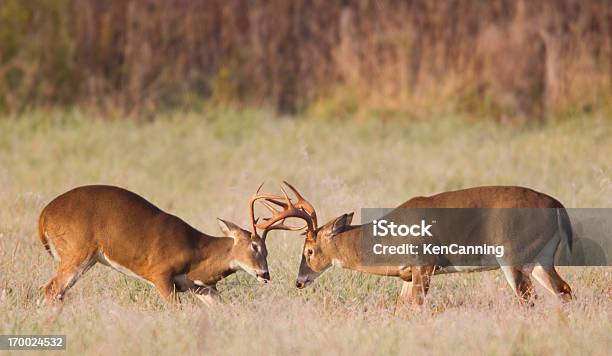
[331,259,344,268]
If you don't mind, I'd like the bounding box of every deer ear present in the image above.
[330,212,354,236]
[344,212,354,225]
[217,218,244,239]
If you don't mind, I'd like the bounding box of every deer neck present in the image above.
[188,235,236,285]
[325,226,402,277]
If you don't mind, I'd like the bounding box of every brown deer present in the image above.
[260,182,573,308]
[38,184,289,306]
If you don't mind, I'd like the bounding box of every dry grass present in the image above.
[0,110,610,355]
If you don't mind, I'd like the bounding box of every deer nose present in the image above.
[258,271,270,281]
[295,281,305,289]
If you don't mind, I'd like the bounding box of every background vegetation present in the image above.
[0,0,610,119]
[0,111,610,355]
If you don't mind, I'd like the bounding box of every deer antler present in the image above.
[282,181,318,229]
[249,182,319,239]
[249,183,309,238]
[260,181,320,239]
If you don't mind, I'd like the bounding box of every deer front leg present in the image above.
[410,265,435,306]
[173,274,220,307]
[152,274,179,305]
[394,266,413,312]
[191,283,220,308]
[394,279,413,314]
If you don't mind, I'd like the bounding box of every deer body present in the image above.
[269,183,573,308]
[39,185,271,305]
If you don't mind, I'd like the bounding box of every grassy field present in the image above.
[0,110,610,355]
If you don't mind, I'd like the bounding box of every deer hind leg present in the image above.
[500,266,536,305]
[409,265,435,306]
[44,252,97,304]
[531,264,572,303]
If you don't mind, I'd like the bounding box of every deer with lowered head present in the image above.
[38,184,289,306]
[259,182,573,309]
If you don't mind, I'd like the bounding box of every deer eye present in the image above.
[307,248,314,256]
[251,242,259,253]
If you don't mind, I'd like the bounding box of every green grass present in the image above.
[0,110,610,355]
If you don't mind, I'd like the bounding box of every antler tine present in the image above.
[279,184,295,208]
[249,182,263,234]
[282,180,306,200]
[283,181,318,228]
[260,200,282,215]
[249,182,288,235]
[255,181,264,194]
[265,197,288,208]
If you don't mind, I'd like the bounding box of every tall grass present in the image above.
[0,0,610,118]
[0,110,610,355]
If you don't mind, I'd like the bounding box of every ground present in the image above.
[0,110,610,355]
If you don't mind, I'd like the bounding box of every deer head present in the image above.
[253,181,353,289]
